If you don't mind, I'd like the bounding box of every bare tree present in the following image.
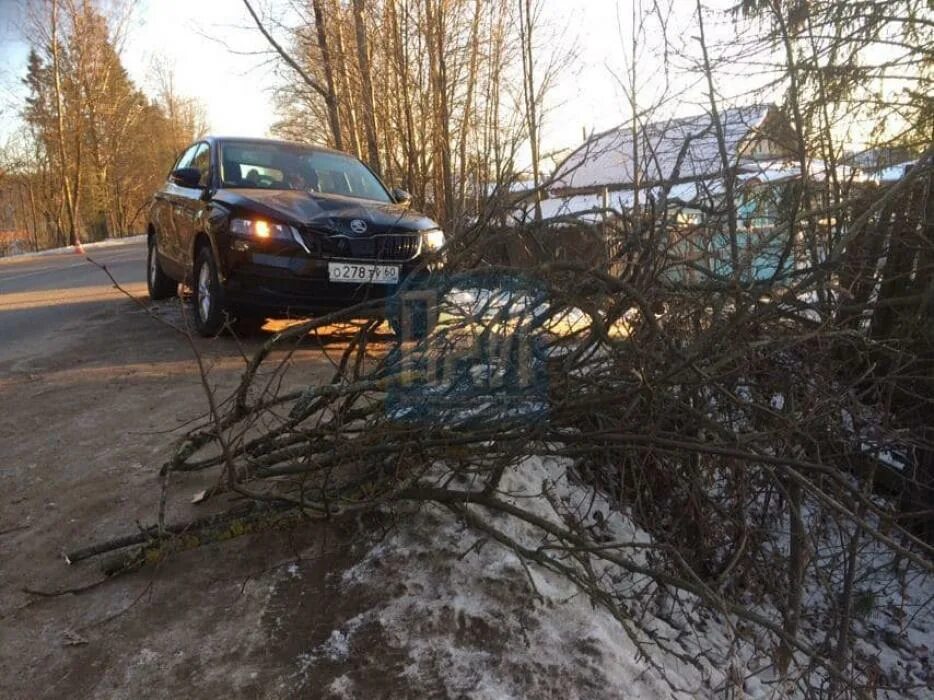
[350,0,381,171]
[46,0,82,246]
[8,0,206,250]
[310,0,343,150]
[261,0,561,230]
[517,0,541,220]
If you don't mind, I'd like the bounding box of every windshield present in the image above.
[219,141,392,203]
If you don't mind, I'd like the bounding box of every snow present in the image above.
[859,441,912,472]
[554,105,772,190]
[485,180,539,196]
[284,454,934,697]
[445,285,550,319]
[327,675,354,697]
[872,161,916,184]
[737,158,863,185]
[532,156,865,223]
[320,628,353,661]
[525,191,638,222]
[330,457,709,697]
[0,234,146,263]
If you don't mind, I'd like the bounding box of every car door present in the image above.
[172,141,211,274]
[151,147,188,274]
[158,143,199,273]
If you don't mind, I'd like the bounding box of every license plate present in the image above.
[328,262,400,285]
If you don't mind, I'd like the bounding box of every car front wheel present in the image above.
[192,246,227,336]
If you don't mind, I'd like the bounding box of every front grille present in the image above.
[300,229,420,261]
[375,235,420,261]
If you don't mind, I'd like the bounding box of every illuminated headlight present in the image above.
[421,229,445,251]
[230,218,294,240]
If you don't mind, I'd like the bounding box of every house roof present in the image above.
[552,105,775,191]
[523,157,864,223]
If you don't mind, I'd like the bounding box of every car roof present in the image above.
[205,135,347,157]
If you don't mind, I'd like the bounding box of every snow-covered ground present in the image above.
[0,234,145,264]
[283,456,933,698]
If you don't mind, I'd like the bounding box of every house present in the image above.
[550,104,792,196]
[525,105,798,227]
[527,105,861,283]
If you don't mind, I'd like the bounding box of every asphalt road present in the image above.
[0,239,147,365]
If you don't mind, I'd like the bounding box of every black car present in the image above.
[146,136,444,336]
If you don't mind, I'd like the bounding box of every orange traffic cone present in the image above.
[74,240,85,255]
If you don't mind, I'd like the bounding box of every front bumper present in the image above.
[221,244,437,318]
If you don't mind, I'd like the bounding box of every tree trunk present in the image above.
[351,0,381,172]
[26,181,42,251]
[49,0,82,247]
[779,480,806,676]
[311,0,343,150]
[388,0,418,194]
[455,0,482,220]
[332,9,363,159]
[425,0,453,226]
[518,0,541,221]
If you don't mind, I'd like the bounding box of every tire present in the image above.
[147,235,176,300]
[192,246,227,337]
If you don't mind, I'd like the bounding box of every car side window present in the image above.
[191,143,211,187]
[172,144,198,176]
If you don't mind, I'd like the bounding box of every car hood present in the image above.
[214,188,438,236]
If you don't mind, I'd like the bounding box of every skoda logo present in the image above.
[350,219,368,234]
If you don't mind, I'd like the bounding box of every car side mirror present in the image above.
[170,167,202,189]
[392,187,412,204]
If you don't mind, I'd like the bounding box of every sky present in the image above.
[0,0,765,164]
[0,0,280,137]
